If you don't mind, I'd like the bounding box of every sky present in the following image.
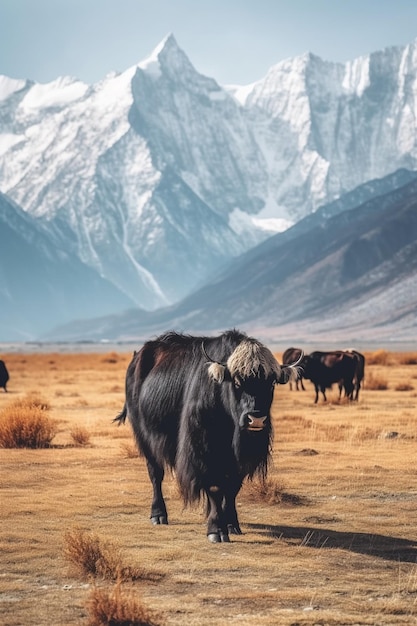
[1,0,417,87]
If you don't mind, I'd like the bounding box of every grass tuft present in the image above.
[120,442,138,458]
[243,478,308,506]
[0,394,57,448]
[64,527,164,582]
[101,352,119,364]
[70,425,91,446]
[86,581,163,626]
[395,383,414,391]
[365,372,389,390]
[368,349,390,365]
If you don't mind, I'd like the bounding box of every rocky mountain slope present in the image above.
[0,192,135,340]
[43,172,417,343]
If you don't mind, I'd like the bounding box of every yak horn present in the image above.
[201,341,227,366]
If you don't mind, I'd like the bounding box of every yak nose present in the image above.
[247,414,267,431]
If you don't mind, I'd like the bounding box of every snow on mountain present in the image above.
[44,172,417,344]
[2,35,417,340]
[0,191,136,341]
[0,75,27,101]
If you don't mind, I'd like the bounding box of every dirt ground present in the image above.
[1,349,417,625]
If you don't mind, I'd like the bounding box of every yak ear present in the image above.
[207,362,227,383]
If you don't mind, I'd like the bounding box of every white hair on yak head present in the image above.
[227,338,282,380]
[207,362,227,383]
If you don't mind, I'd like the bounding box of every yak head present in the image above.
[203,338,301,432]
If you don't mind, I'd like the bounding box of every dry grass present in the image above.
[120,441,139,458]
[70,425,91,446]
[1,348,417,625]
[64,527,163,582]
[0,393,57,448]
[86,581,163,626]
[365,370,389,390]
[367,349,391,365]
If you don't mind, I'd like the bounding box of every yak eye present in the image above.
[233,377,241,389]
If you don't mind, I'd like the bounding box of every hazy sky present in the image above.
[1,0,417,86]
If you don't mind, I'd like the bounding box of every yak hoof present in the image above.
[227,524,242,535]
[207,531,231,543]
[151,515,168,525]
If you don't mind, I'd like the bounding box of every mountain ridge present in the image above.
[42,171,417,343]
[2,36,417,340]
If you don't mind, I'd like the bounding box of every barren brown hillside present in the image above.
[1,349,417,625]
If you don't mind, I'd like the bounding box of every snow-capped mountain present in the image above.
[2,35,417,339]
[43,170,417,344]
[0,192,136,341]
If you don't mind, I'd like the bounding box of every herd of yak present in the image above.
[0,331,365,543]
[282,346,365,404]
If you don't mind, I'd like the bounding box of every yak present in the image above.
[115,330,300,542]
[300,350,357,404]
[0,360,9,392]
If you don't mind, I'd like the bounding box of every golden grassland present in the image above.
[1,348,417,625]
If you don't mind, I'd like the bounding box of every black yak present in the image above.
[115,330,299,542]
[0,360,9,392]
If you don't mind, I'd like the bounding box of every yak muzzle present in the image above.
[246,414,268,431]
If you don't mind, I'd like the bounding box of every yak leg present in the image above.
[206,486,230,543]
[344,380,355,400]
[146,458,168,525]
[223,478,243,536]
[314,383,326,404]
[317,384,327,402]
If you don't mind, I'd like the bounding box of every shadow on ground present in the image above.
[247,523,417,562]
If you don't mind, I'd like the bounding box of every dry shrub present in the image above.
[0,394,57,448]
[400,354,417,365]
[12,392,51,411]
[243,478,307,506]
[365,371,389,390]
[101,352,119,364]
[395,383,414,392]
[86,581,162,626]
[120,442,138,458]
[368,349,390,365]
[70,425,91,446]
[64,527,163,582]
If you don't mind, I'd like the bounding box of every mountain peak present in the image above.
[138,33,196,80]
[0,74,27,101]
[137,33,187,78]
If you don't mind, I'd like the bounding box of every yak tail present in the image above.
[113,403,128,425]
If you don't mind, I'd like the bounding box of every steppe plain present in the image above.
[1,345,417,625]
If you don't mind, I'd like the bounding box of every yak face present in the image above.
[205,338,289,432]
[231,373,276,431]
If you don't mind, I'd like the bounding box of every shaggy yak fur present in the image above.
[115,330,298,542]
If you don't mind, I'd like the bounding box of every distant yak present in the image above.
[0,360,9,392]
[115,330,300,542]
[300,350,357,403]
